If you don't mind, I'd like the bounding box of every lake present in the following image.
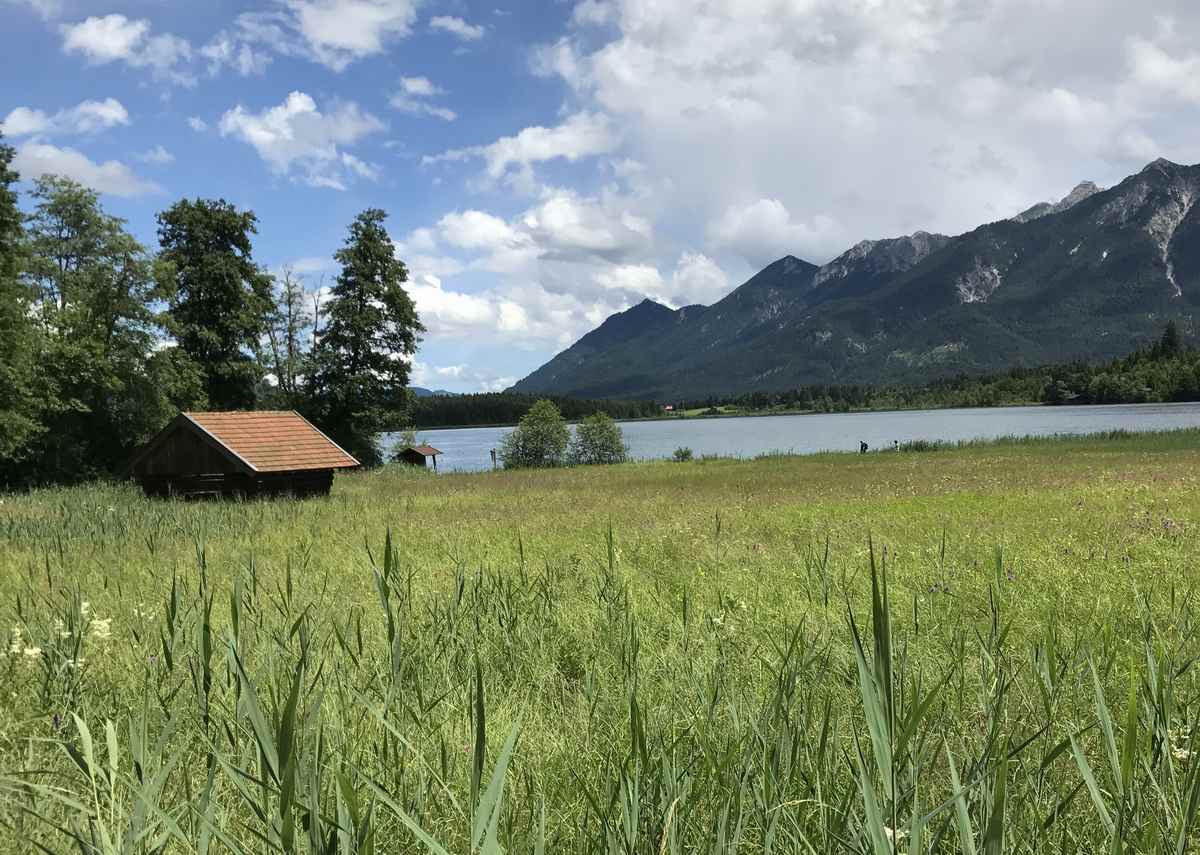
[382,402,1200,473]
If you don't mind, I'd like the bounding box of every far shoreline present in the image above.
[401,397,1073,432]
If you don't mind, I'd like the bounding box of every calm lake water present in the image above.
[382,402,1200,473]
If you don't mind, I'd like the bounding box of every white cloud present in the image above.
[137,145,174,165]
[341,152,380,180]
[522,188,652,260]
[410,360,514,393]
[425,112,616,181]
[430,15,484,41]
[1127,38,1200,102]
[357,1,1200,390]
[282,0,419,71]
[2,98,131,138]
[710,199,843,267]
[408,273,503,336]
[594,264,664,296]
[588,253,729,307]
[395,102,457,120]
[218,91,385,189]
[61,14,147,62]
[285,257,333,275]
[669,252,728,305]
[438,210,530,252]
[0,108,50,137]
[187,117,208,132]
[391,76,457,121]
[395,186,722,357]
[399,76,441,97]
[571,0,615,27]
[525,0,1200,267]
[200,33,272,76]
[12,142,160,196]
[482,375,517,392]
[172,1,419,77]
[60,14,193,84]
[410,361,465,385]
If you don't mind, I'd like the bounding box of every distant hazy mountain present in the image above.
[512,158,1200,400]
[411,387,457,398]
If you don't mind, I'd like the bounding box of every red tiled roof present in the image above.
[408,444,442,456]
[184,411,360,472]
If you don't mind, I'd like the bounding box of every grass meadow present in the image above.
[4,429,1200,852]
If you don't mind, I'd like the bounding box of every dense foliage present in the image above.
[498,399,570,468]
[308,209,424,466]
[411,391,661,427]
[0,133,44,466]
[157,198,274,411]
[0,160,423,488]
[567,412,629,465]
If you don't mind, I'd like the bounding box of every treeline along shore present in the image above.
[413,323,1200,428]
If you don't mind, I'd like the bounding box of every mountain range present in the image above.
[511,158,1200,401]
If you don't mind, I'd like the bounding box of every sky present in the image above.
[3,0,1200,393]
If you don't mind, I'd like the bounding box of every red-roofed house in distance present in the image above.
[128,411,360,499]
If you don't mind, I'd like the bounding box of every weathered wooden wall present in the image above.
[130,425,233,478]
[131,425,337,499]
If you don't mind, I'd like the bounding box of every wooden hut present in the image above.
[397,444,442,470]
[128,411,359,499]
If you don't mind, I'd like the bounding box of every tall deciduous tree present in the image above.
[264,266,313,410]
[0,134,47,476]
[19,177,202,482]
[157,198,274,410]
[310,209,423,465]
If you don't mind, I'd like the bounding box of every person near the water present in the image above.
[859,440,868,454]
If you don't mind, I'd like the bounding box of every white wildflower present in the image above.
[53,618,71,639]
[1174,746,1192,762]
[66,658,85,670]
[90,618,113,642]
[22,646,42,662]
[8,627,22,655]
[883,826,908,844]
[80,602,91,618]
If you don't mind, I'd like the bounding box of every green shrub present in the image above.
[499,399,569,468]
[568,412,628,465]
[672,446,694,462]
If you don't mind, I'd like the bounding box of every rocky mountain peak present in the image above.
[812,230,951,287]
[1061,181,1102,206]
[511,156,1200,402]
[1142,157,1181,174]
[1013,180,1104,223]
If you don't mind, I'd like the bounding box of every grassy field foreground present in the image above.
[4,431,1200,852]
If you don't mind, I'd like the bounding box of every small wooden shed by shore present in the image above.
[397,444,442,470]
[128,411,359,499]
